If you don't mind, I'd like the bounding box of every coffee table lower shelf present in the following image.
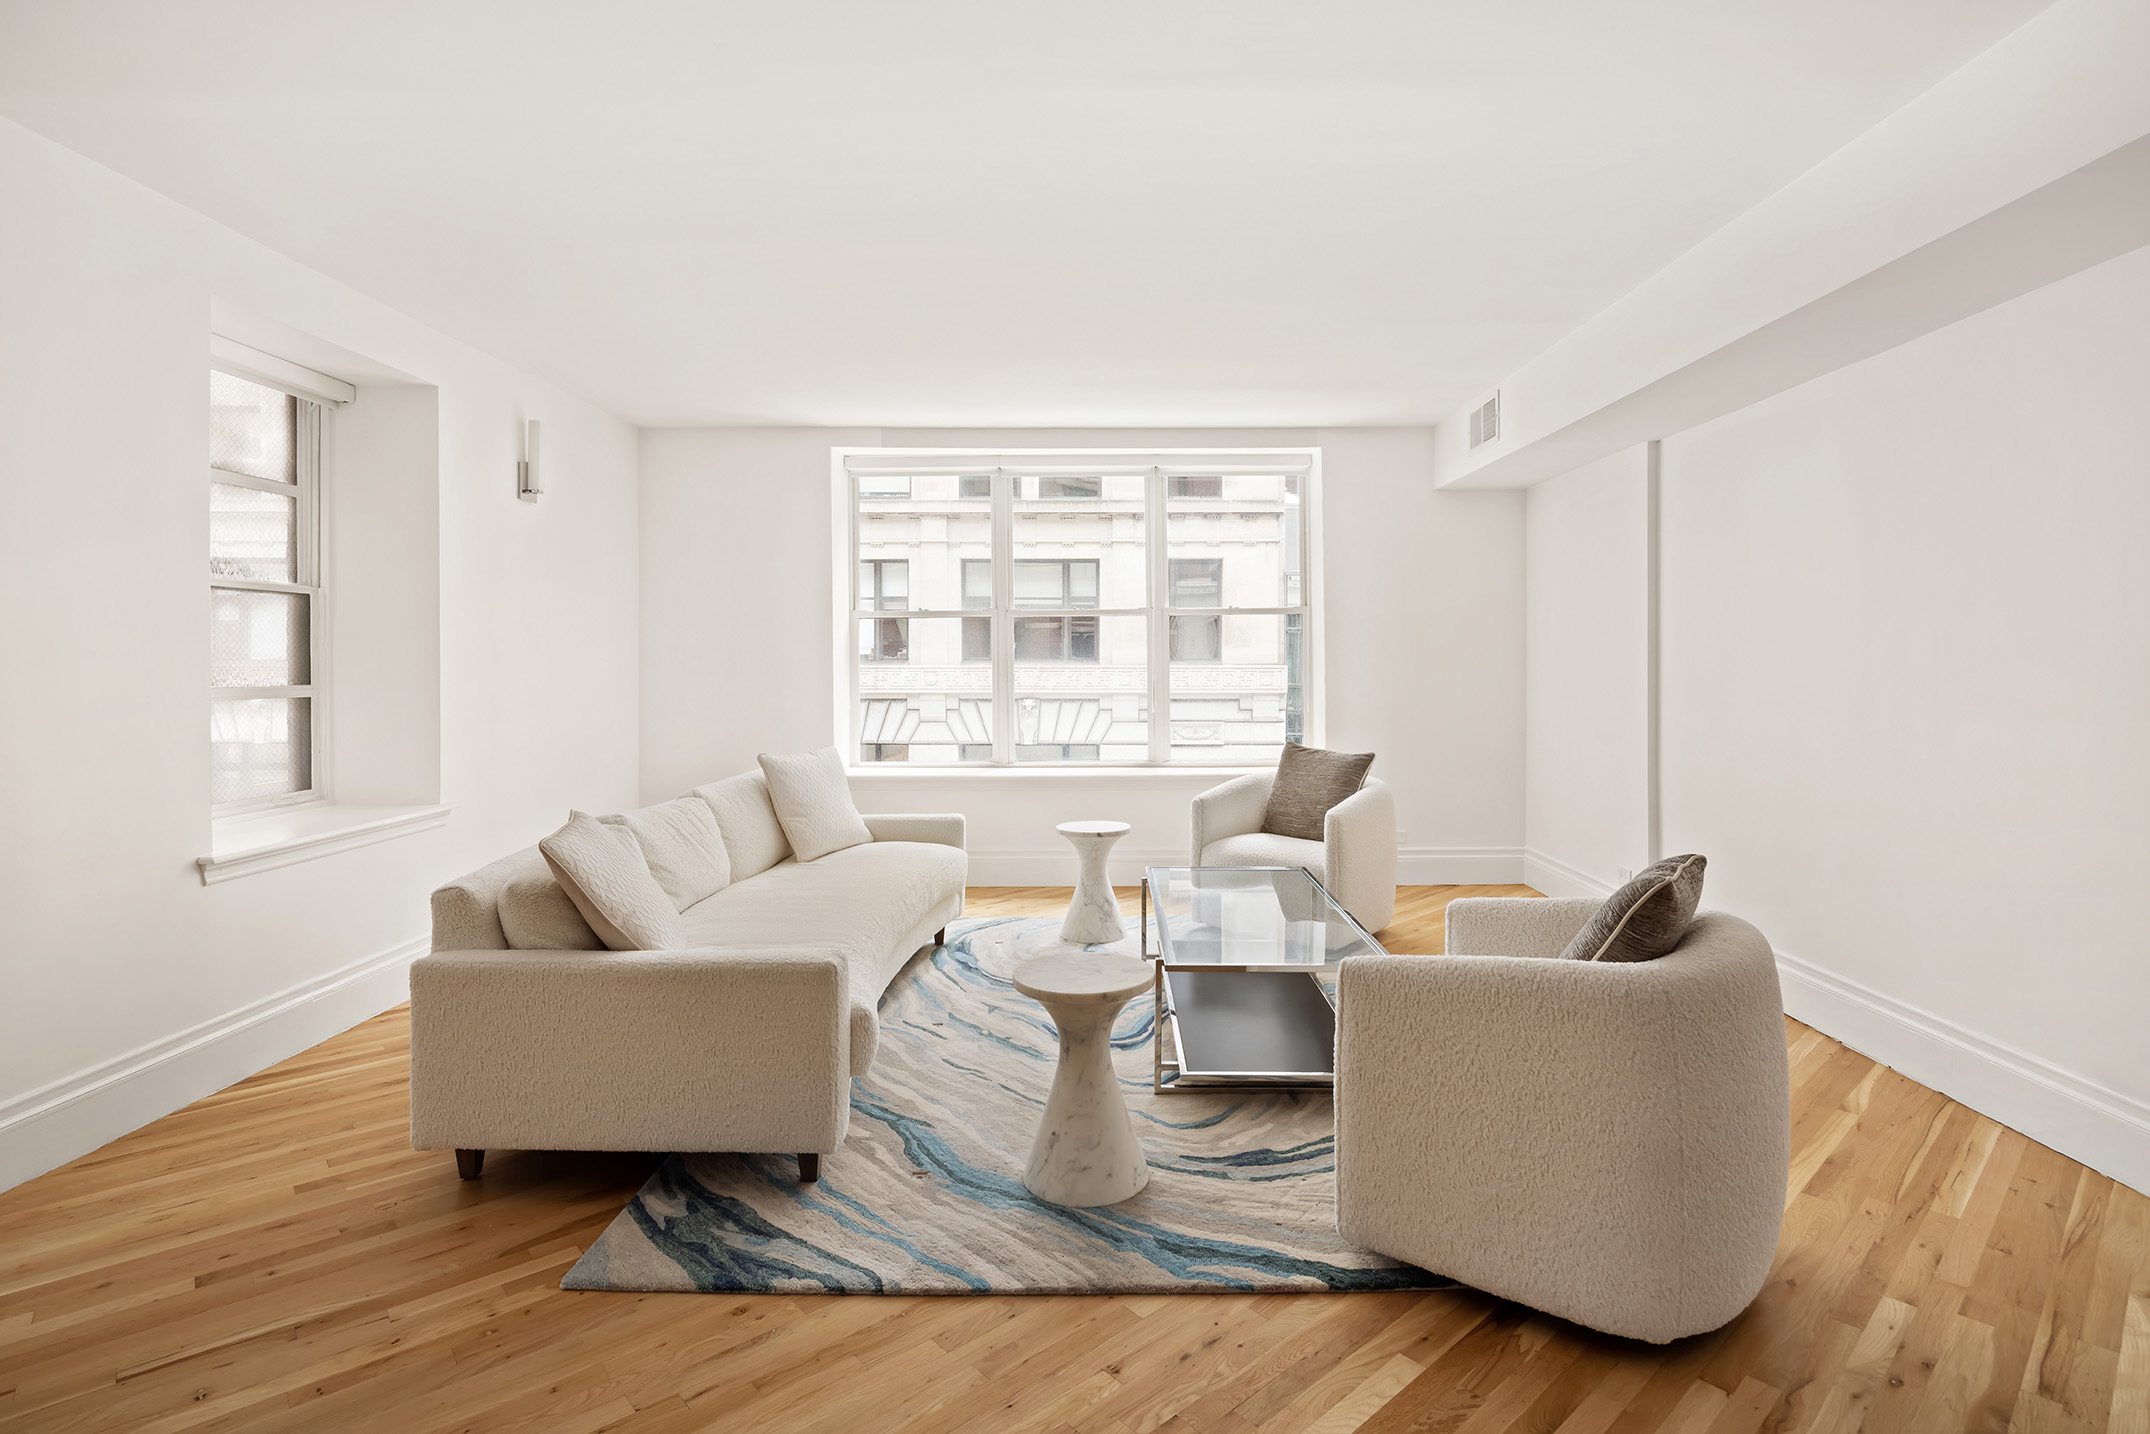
[1152,967,1337,1093]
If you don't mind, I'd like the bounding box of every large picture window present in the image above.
[209,369,323,810]
[844,451,1312,766]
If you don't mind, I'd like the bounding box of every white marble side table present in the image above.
[1057,820,1131,945]
[1012,952,1155,1207]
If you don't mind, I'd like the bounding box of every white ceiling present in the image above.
[0,0,2052,428]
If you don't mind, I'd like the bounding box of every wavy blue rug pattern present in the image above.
[561,914,1443,1295]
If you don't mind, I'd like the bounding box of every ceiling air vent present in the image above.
[1469,392,1501,448]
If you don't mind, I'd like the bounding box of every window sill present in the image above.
[199,803,452,886]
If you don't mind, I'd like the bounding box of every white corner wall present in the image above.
[1655,244,2150,1192]
[639,426,1524,905]
[1522,446,1651,898]
[0,118,641,1192]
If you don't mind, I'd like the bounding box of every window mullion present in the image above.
[298,398,324,801]
[1146,466,1168,764]
[990,467,1014,765]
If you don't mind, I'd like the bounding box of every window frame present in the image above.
[209,367,329,816]
[834,448,1318,770]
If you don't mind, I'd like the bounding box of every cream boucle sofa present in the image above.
[409,771,966,1182]
[1191,772,1397,932]
[1334,896,1791,1344]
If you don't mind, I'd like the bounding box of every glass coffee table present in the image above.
[1140,866,1387,1092]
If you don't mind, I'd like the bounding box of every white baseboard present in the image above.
[1775,949,2150,1197]
[963,845,1526,888]
[1521,848,1616,899]
[0,936,425,1195]
[1397,846,1525,885]
[965,847,1186,887]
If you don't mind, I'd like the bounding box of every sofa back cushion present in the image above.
[689,771,794,881]
[499,868,604,950]
[539,811,686,951]
[601,796,730,910]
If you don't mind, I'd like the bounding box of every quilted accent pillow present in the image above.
[759,747,873,863]
[601,796,730,911]
[1261,742,1375,841]
[498,868,603,951]
[1558,854,1708,963]
[538,811,685,951]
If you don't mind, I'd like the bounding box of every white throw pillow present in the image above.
[538,811,685,951]
[758,747,873,864]
[600,796,730,911]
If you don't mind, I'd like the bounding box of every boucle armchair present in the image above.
[1191,773,1396,932]
[1334,897,1790,1344]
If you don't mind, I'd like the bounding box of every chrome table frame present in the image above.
[1140,865,1387,1094]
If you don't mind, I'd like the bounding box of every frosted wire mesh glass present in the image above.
[210,698,312,804]
[1145,867,1379,970]
[210,482,296,583]
[210,588,310,687]
[210,372,295,483]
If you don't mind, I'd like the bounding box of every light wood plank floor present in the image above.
[1,886,2144,1434]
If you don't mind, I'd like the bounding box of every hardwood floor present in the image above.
[1,886,2144,1434]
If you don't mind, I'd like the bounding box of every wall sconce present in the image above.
[517,418,542,502]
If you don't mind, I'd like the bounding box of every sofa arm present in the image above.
[864,812,966,849]
[1192,773,1273,863]
[1323,779,1396,932]
[409,946,852,1155]
[1443,895,1599,958]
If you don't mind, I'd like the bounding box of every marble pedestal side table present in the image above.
[1057,820,1131,945]
[1012,952,1154,1207]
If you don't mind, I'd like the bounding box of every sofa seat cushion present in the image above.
[1200,831,1326,883]
[680,839,967,1074]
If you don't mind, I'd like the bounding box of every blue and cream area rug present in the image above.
[562,914,1444,1295]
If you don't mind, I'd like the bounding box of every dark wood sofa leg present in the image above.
[455,1149,484,1180]
[798,1153,820,1183]
[935,927,947,946]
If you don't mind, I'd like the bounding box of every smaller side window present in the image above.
[1168,558,1223,609]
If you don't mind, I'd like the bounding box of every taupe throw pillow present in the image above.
[1558,854,1708,963]
[538,811,686,952]
[1260,742,1375,841]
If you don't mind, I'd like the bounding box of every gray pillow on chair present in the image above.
[1558,854,1708,962]
[1260,742,1375,841]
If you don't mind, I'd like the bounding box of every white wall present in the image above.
[1656,244,2150,1190]
[1522,447,1651,897]
[0,119,641,1191]
[639,426,1524,904]
[1435,0,2150,489]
